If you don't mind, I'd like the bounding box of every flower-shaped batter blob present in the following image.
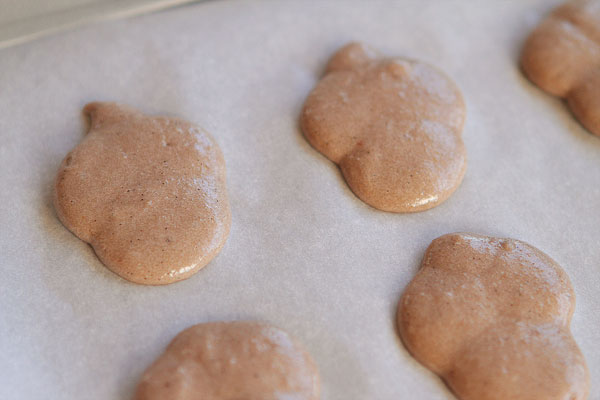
[134,321,320,400]
[301,43,467,212]
[521,0,600,136]
[54,103,231,285]
[398,233,589,400]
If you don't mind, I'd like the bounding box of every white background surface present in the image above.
[0,1,598,399]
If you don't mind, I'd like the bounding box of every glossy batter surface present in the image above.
[301,43,467,212]
[54,102,231,285]
[521,0,600,136]
[397,233,589,400]
[134,321,320,400]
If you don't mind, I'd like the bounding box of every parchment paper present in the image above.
[0,1,598,399]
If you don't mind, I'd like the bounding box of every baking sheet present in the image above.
[0,0,199,49]
[0,0,599,399]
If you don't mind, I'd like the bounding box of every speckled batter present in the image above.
[301,43,467,212]
[521,0,600,136]
[134,321,320,400]
[397,233,589,400]
[54,102,231,285]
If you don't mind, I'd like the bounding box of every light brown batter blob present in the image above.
[54,102,231,285]
[521,0,600,136]
[397,233,589,400]
[300,43,467,212]
[134,321,320,400]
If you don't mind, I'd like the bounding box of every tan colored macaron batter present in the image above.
[134,321,320,400]
[521,0,600,136]
[397,233,589,400]
[54,102,231,285]
[301,43,467,212]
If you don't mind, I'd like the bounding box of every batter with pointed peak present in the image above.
[54,102,231,285]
